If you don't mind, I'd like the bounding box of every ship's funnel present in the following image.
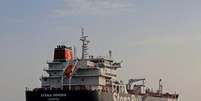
[53,45,73,62]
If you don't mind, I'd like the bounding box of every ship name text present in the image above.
[41,94,66,97]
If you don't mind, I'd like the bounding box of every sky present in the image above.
[0,0,201,101]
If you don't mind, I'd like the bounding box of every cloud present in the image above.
[53,0,135,16]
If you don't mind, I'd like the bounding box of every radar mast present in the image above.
[80,28,90,59]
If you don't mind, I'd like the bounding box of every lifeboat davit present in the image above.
[64,63,75,78]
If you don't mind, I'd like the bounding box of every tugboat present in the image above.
[25,29,179,101]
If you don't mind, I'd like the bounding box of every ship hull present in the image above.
[26,90,178,101]
[26,90,100,101]
[25,90,142,101]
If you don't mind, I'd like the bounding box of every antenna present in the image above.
[73,45,77,59]
[158,79,163,94]
[109,50,112,59]
[80,28,90,59]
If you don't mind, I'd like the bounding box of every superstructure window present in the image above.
[44,78,47,81]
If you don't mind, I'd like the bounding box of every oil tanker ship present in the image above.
[25,30,179,101]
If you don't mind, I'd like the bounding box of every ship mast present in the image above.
[80,28,90,59]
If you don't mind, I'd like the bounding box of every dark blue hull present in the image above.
[25,89,178,101]
[26,90,99,101]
